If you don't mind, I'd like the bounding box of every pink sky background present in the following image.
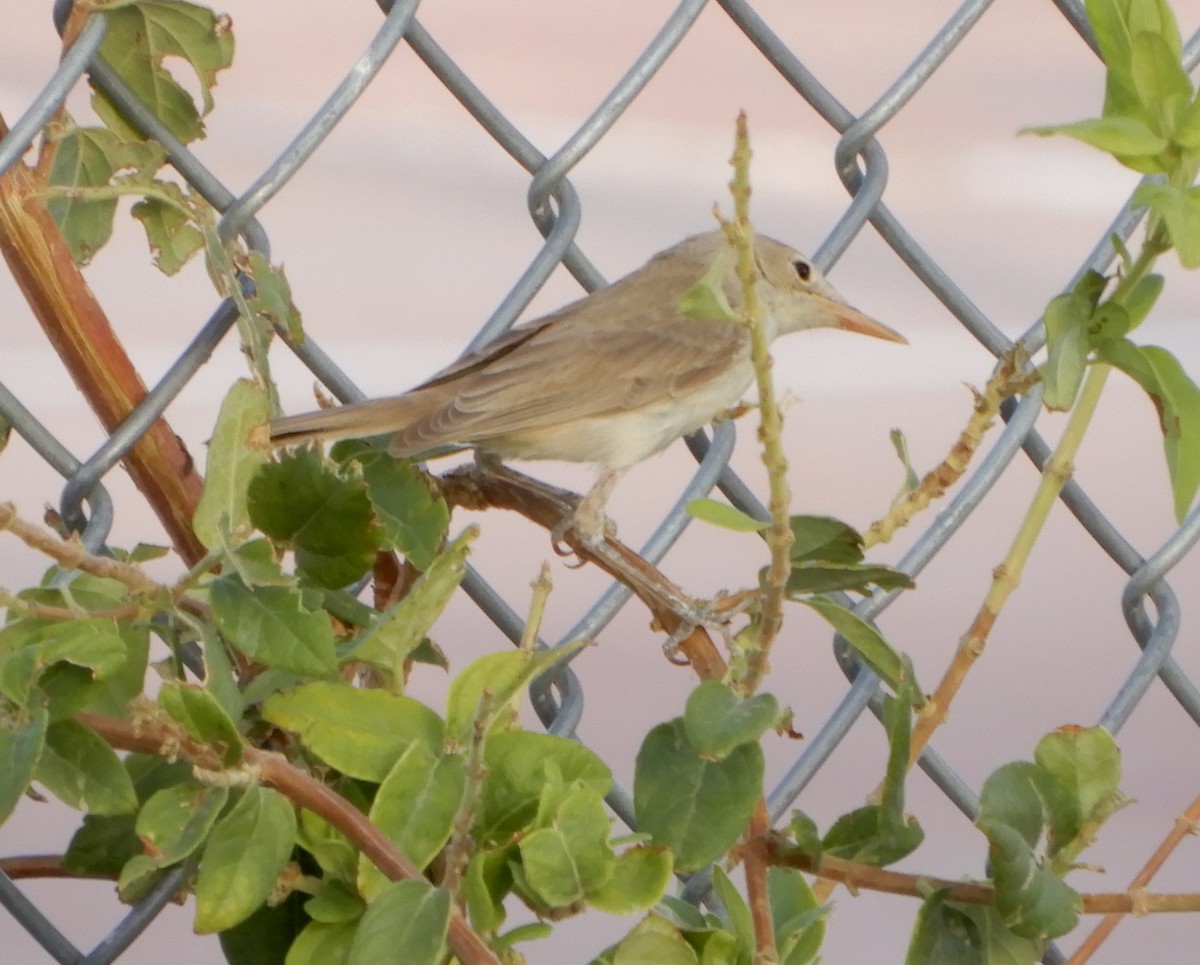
[4,2,1200,962]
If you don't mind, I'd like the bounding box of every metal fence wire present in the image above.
[3,0,1200,962]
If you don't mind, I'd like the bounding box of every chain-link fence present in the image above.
[3,0,1200,962]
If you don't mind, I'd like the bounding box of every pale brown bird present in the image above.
[270,231,904,542]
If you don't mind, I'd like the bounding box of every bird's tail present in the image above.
[268,396,416,447]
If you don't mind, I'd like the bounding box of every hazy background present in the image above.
[3,1,1200,962]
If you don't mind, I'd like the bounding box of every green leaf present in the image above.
[345,527,474,681]
[785,562,914,596]
[444,642,587,746]
[349,451,450,571]
[822,803,923,865]
[63,755,192,877]
[685,498,767,532]
[977,761,1070,850]
[1040,291,1093,411]
[1122,272,1164,332]
[678,255,738,322]
[263,681,444,782]
[348,880,449,965]
[478,731,612,843]
[130,190,205,274]
[586,845,673,915]
[683,681,779,759]
[136,783,229,867]
[248,449,381,589]
[978,820,1081,939]
[34,718,137,815]
[210,577,337,677]
[462,848,512,935]
[219,890,309,965]
[305,881,364,924]
[905,890,984,965]
[287,921,357,965]
[1099,339,1200,519]
[358,744,465,898]
[768,867,827,965]
[634,719,763,872]
[245,251,303,343]
[796,597,910,693]
[789,515,864,565]
[195,786,297,933]
[94,1,235,144]
[46,127,165,264]
[193,380,271,549]
[711,864,754,960]
[611,914,702,965]
[1132,182,1200,268]
[518,787,614,908]
[1034,726,1123,854]
[1129,30,1192,120]
[1022,116,1168,155]
[158,682,243,766]
[0,709,47,824]
[0,617,129,708]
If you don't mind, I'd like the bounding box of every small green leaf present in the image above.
[348,880,449,965]
[977,761,1069,850]
[0,709,47,824]
[1099,339,1200,519]
[683,681,779,759]
[796,597,910,693]
[286,921,358,965]
[263,681,444,782]
[586,845,672,915]
[158,682,243,766]
[94,1,236,144]
[1132,182,1200,268]
[1035,726,1123,853]
[349,451,450,571]
[444,642,587,746]
[611,914,702,965]
[905,890,984,965]
[245,251,303,342]
[785,562,914,596]
[136,783,229,867]
[978,820,1080,940]
[194,380,271,550]
[35,718,137,815]
[344,527,475,680]
[822,803,923,865]
[358,744,465,898]
[685,498,767,532]
[131,191,204,273]
[789,515,864,565]
[678,255,738,322]
[1040,291,1092,411]
[1129,30,1192,119]
[209,577,338,677]
[478,731,612,843]
[195,786,297,933]
[1021,116,1168,156]
[769,867,827,965]
[1123,273,1164,332]
[634,719,763,872]
[518,788,614,908]
[248,449,381,589]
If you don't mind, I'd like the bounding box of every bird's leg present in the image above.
[561,468,624,547]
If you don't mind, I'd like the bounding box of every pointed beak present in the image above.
[831,301,907,344]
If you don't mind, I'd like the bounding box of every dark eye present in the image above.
[792,259,812,281]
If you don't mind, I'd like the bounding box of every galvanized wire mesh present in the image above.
[3,0,1200,962]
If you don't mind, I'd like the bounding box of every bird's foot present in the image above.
[550,508,616,565]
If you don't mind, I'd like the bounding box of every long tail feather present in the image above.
[269,396,416,446]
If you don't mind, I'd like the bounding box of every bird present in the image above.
[269,230,905,543]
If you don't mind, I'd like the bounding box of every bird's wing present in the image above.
[389,311,748,455]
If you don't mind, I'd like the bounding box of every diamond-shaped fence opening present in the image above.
[2,1,1200,962]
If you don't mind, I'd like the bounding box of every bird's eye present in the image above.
[792,259,812,282]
